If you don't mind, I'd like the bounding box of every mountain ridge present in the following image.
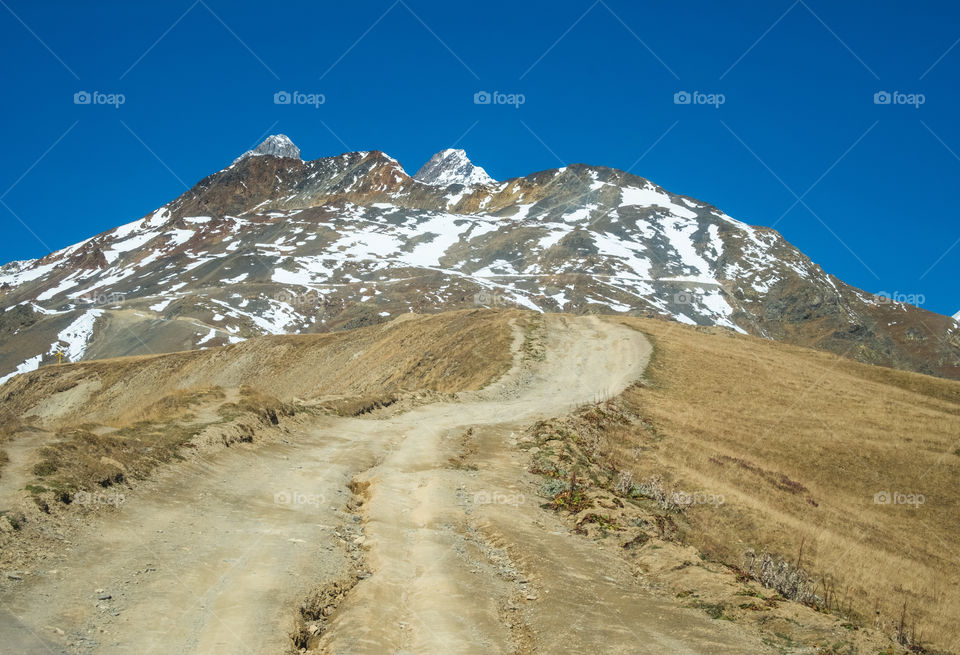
[1,135,957,383]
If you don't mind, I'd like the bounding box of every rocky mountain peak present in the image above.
[234,134,301,164]
[1,141,958,384]
[414,148,495,187]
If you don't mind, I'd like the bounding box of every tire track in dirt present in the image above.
[3,316,772,653]
[314,316,773,654]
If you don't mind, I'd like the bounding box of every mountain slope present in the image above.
[1,135,958,381]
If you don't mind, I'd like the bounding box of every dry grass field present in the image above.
[605,318,960,651]
[0,309,518,430]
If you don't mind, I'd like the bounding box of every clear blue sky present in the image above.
[1,0,958,315]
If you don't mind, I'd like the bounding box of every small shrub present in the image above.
[622,533,650,549]
[2,512,24,530]
[539,477,569,498]
[31,460,57,477]
[548,473,592,513]
[613,470,634,496]
[742,550,820,606]
[632,474,688,512]
[578,513,620,532]
[692,600,730,620]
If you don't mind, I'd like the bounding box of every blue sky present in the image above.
[1,0,958,315]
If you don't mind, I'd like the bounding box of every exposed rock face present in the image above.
[414,149,495,186]
[234,134,301,164]
[1,140,958,382]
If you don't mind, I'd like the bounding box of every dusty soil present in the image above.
[0,315,775,653]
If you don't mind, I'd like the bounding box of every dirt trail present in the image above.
[0,436,44,509]
[2,316,771,653]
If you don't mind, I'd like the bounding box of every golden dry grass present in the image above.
[110,386,226,426]
[608,318,960,651]
[0,309,518,429]
[2,310,519,504]
[26,385,297,497]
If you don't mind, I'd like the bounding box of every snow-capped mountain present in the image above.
[234,134,301,164]
[1,135,958,382]
[414,148,495,186]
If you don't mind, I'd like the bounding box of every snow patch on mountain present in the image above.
[661,218,715,283]
[0,260,57,289]
[53,309,103,361]
[35,271,85,301]
[620,184,697,219]
[0,354,44,386]
[197,328,217,346]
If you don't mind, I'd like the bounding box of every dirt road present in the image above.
[2,316,771,653]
